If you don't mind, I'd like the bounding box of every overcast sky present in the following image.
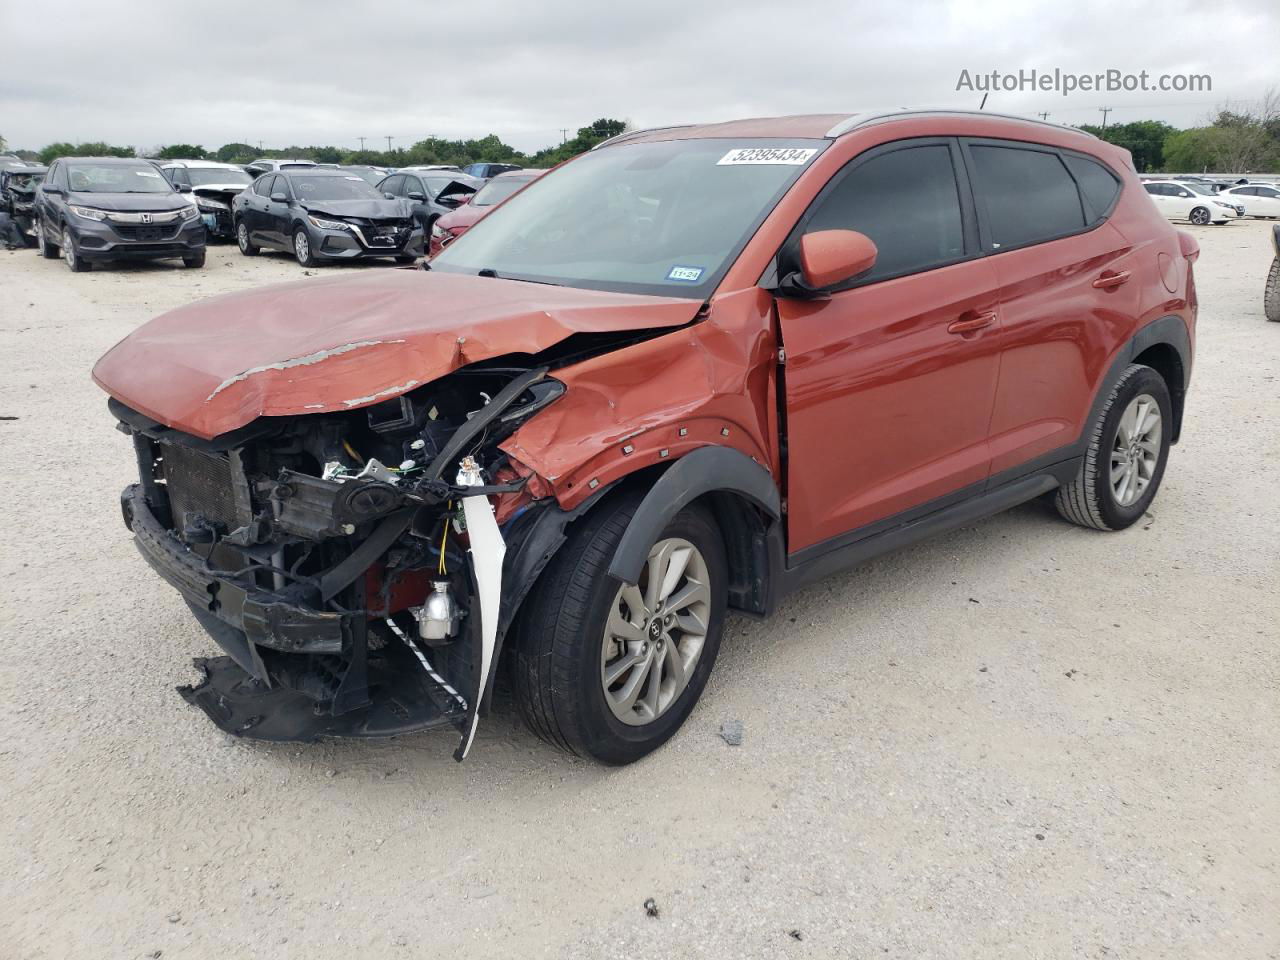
[3,0,1277,155]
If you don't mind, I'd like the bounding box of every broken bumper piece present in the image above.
[178,649,466,742]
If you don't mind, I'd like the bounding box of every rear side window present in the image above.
[1063,154,1120,221]
[969,145,1085,249]
[804,144,965,283]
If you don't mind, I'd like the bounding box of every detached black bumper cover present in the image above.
[122,483,348,654]
[122,484,467,742]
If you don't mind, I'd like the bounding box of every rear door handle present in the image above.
[947,311,997,336]
[1093,270,1131,289]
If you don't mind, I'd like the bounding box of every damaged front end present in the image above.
[114,363,562,760]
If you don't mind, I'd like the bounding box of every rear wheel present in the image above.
[37,221,59,258]
[235,219,259,256]
[1189,206,1211,226]
[511,493,727,764]
[293,226,317,267]
[62,227,90,272]
[1055,364,1172,531]
[1265,258,1280,323]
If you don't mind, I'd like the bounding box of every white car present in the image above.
[245,158,318,176]
[1220,184,1280,219]
[1142,179,1239,225]
[160,160,255,241]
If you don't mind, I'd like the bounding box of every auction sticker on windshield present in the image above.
[717,147,817,166]
[666,265,704,282]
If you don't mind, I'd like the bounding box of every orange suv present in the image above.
[94,111,1197,763]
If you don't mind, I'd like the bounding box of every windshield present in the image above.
[1185,183,1217,196]
[291,175,383,203]
[186,167,252,187]
[66,162,174,194]
[8,173,43,190]
[432,138,824,297]
[472,177,536,207]
[345,167,385,185]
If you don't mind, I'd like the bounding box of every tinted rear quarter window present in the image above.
[969,144,1085,249]
[805,143,965,283]
[1063,154,1120,221]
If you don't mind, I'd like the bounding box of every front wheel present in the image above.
[62,227,90,272]
[293,226,317,267]
[1189,206,1211,226]
[235,219,259,256]
[183,250,206,269]
[395,254,417,265]
[511,493,727,764]
[1055,364,1172,531]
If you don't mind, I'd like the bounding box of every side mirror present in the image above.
[42,185,63,196]
[407,191,425,201]
[780,230,878,296]
[270,192,288,203]
[383,191,396,200]
[176,183,192,193]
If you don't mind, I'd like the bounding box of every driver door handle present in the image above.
[947,311,997,336]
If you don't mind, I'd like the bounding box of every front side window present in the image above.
[65,162,174,194]
[968,144,1085,249]
[803,143,965,283]
[432,137,824,297]
[289,176,381,204]
[380,174,404,196]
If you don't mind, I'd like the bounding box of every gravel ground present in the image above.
[1,224,1277,960]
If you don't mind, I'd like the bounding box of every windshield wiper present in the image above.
[474,268,562,286]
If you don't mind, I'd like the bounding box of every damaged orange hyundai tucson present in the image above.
[93,112,1198,763]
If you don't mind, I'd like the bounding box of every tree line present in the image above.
[6,119,628,171]
[8,95,1280,173]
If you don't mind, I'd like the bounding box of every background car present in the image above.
[1220,183,1280,218]
[1142,180,1237,225]
[338,165,391,185]
[378,169,481,235]
[35,156,205,271]
[428,168,546,256]
[1,162,47,245]
[232,168,422,266]
[160,160,253,241]
[244,157,318,176]
[460,162,523,179]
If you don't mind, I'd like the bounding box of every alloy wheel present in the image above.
[237,222,249,251]
[600,537,710,726]
[1190,207,1210,225]
[294,231,310,264]
[62,229,76,270]
[1110,393,1162,507]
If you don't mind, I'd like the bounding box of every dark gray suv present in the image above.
[36,156,206,271]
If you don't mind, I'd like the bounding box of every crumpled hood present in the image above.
[92,269,702,439]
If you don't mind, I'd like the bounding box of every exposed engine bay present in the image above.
[114,362,566,760]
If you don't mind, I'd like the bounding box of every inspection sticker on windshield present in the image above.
[717,147,817,166]
[666,265,704,282]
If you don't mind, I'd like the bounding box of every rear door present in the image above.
[965,141,1139,476]
[776,138,1003,555]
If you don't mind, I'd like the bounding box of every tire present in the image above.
[395,254,417,265]
[293,226,317,267]
[235,219,259,256]
[62,227,90,272]
[38,221,59,258]
[183,250,206,269]
[1189,206,1211,226]
[1055,364,1172,531]
[1265,258,1280,323]
[510,491,728,764]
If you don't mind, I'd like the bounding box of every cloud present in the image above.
[3,0,1277,153]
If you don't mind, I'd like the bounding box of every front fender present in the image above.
[607,445,780,584]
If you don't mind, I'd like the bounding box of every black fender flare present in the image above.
[1087,314,1192,443]
[607,445,781,585]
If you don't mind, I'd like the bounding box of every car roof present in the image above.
[56,156,150,164]
[596,110,1098,148]
[277,168,364,178]
[162,159,246,170]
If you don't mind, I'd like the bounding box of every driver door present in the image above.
[262,175,292,246]
[775,139,1003,557]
